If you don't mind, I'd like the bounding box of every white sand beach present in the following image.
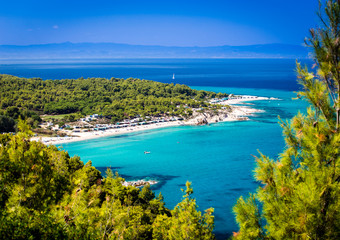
[31,95,278,145]
[32,120,184,145]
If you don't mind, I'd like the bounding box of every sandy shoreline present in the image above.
[31,95,278,145]
[32,120,185,145]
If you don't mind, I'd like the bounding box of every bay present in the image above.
[0,59,309,238]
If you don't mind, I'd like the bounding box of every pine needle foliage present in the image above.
[0,123,215,239]
[233,1,340,239]
[152,181,215,240]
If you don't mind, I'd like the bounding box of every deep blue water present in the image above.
[0,59,309,238]
[0,58,308,91]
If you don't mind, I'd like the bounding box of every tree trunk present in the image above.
[336,108,340,131]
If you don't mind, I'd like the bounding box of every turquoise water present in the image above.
[57,87,307,238]
[1,59,309,238]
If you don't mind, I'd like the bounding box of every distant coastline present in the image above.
[0,42,309,59]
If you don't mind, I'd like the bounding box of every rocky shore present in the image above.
[122,179,158,187]
[186,95,274,125]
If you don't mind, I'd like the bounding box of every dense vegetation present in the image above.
[233,1,340,239]
[0,75,227,123]
[0,120,215,239]
[0,106,42,133]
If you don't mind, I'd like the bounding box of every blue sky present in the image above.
[0,0,320,46]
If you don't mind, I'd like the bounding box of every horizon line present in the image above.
[0,42,305,48]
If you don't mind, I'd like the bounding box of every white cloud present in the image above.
[53,25,59,29]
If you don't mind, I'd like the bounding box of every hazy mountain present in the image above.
[0,42,309,59]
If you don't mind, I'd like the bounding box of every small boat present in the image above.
[144,151,151,154]
[172,73,175,80]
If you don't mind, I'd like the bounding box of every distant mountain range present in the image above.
[0,42,309,59]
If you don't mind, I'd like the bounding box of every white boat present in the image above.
[172,73,175,79]
[144,151,151,154]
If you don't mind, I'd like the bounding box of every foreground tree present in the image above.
[0,121,215,239]
[152,181,215,240]
[233,1,340,239]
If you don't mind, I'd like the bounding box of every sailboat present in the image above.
[172,73,175,80]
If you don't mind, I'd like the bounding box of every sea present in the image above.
[0,58,310,238]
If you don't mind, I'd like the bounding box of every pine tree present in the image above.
[152,181,215,240]
[233,1,340,239]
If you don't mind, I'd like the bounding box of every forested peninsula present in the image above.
[0,74,226,118]
[0,74,230,133]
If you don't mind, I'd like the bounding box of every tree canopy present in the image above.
[0,75,226,122]
[0,121,215,239]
